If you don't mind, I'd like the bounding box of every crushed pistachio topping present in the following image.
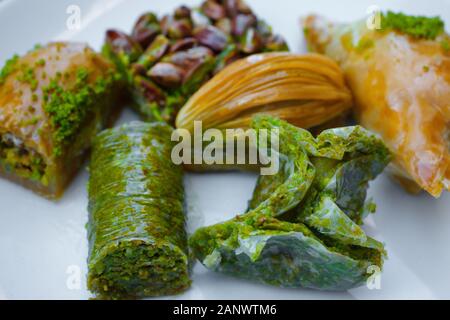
[380,11,445,40]
[0,54,19,85]
[441,39,450,52]
[43,67,118,157]
[32,43,42,51]
[35,59,46,67]
[17,66,38,90]
[87,122,190,299]
[355,37,375,53]
[189,116,390,291]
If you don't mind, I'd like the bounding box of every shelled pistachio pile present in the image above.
[103,0,289,123]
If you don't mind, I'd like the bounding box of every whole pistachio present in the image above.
[240,28,263,53]
[265,34,289,51]
[223,0,239,17]
[131,12,161,49]
[232,13,257,36]
[130,63,147,76]
[167,46,214,69]
[174,5,191,19]
[236,0,253,14]
[182,55,215,94]
[161,15,193,39]
[148,62,185,88]
[191,9,211,27]
[215,17,232,34]
[165,46,215,91]
[213,44,242,74]
[170,37,198,53]
[201,0,226,20]
[105,29,142,62]
[194,25,229,52]
[256,19,272,37]
[137,34,170,69]
[134,75,166,106]
[224,0,253,17]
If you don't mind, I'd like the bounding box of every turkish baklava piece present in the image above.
[303,13,450,197]
[0,42,123,199]
[87,122,190,299]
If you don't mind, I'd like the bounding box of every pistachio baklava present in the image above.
[0,42,123,198]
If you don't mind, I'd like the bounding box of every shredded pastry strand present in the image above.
[176,52,353,132]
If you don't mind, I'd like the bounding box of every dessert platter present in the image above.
[0,0,449,299]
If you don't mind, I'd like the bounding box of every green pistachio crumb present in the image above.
[43,67,119,157]
[380,11,445,40]
[356,37,374,53]
[441,39,450,52]
[76,68,89,85]
[17,66,38,90]
[35,59,46,67]
[29,116,40,125]
[0,54,20,84]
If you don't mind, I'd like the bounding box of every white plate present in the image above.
[0,0,449,300]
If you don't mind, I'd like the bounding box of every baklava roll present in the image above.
[87,121,190,299]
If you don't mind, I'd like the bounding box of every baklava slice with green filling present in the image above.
[0,42,123,199]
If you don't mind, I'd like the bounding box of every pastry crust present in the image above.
[303,15,450,197]
[0,42,124,198]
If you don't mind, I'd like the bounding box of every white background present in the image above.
[0,0,449,299]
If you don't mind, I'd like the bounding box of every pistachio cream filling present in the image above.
[0,133,48,185]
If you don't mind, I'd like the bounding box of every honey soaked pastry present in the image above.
[303,12,450,197]
[0,42,123,198]
[176,52,353,132]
